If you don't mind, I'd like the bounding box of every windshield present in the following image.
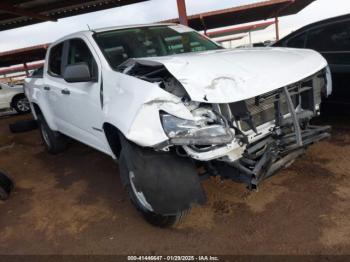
[93,25,222,70]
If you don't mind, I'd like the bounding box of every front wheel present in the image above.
[12,95,31,114]
[118,150,190,228]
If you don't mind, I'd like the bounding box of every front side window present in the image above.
[67,39,98,79]
[48,43,63,76]
[286,33,307,48]
[93,25,222,69]
[306,20,350,52]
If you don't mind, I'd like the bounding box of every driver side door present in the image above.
[57,37,109,153]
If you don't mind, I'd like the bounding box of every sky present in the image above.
[0,0,349,52]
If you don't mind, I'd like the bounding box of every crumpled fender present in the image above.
[102,70,194,147]
[121,138,206,215]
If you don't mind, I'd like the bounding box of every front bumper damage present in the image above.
[122,59,331,191]
[212,84,331,190]
[229,125,330,190]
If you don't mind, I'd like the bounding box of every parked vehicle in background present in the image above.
[0,83,30,114]
[274,14,350,112]
[26,23,331,227]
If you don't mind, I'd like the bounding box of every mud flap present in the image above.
[120,139,206,215]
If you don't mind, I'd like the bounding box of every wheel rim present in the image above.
[40,125,51,147]
[17,98,30,112]
[129,171,153,212]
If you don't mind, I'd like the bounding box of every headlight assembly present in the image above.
[160,109,233,145]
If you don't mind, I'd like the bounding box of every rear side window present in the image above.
[31,67,43,78]
[48,43,63,76]
[67,39,98,79]
[306,20,350,52]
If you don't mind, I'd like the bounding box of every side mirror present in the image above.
[63,63,92,83]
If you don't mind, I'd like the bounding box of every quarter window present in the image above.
[31,67,43,78]
[48,43,63,76]
[286,33,307,48]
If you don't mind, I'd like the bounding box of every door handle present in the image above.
[61,89,70,95]
[43,86,50,91]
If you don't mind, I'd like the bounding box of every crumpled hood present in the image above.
[139,47,328,103]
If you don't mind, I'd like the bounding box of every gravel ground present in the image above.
[0,113,349,255]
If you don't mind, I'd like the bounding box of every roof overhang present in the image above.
[163,0,316,31]
[0,43,49,67]
[207,20,276,38]
[0,0,149,32]
[214,35,246,43]
[0,61,43,75]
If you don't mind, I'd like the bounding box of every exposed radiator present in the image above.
[222,70,325,132]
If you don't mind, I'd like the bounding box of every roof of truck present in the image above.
[93,23,176,33]
[51,23,180,46]
[0,0,149,32]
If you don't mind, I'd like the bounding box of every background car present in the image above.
[274,14,350,112]
[0,83,30,114]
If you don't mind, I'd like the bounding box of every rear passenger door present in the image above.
[58,37,109,153]
[45,42,66,129]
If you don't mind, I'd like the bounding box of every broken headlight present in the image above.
[160,109,233,145]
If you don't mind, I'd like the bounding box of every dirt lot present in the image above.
[0,113,349,255]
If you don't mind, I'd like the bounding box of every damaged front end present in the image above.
[202,69,331,190]
[119,59,331,190]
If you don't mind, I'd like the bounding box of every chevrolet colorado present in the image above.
[25,24,332,227]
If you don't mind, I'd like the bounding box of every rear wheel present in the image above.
[12,95,30,114]
[119,149,190,228]
[38,115,68,154]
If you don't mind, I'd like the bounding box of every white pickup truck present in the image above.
[25,23,332,227]
[0,83,30,114]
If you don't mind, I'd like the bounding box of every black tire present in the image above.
[37,115,68,154]
[12,95,31,114]
[119,149,190,228]
[9,119,38,133]
[0,171,14,201]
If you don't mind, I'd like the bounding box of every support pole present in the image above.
[248,30,252,47]
[177,0,188,26]
[275,16,280,41]
[23,62,29,76]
